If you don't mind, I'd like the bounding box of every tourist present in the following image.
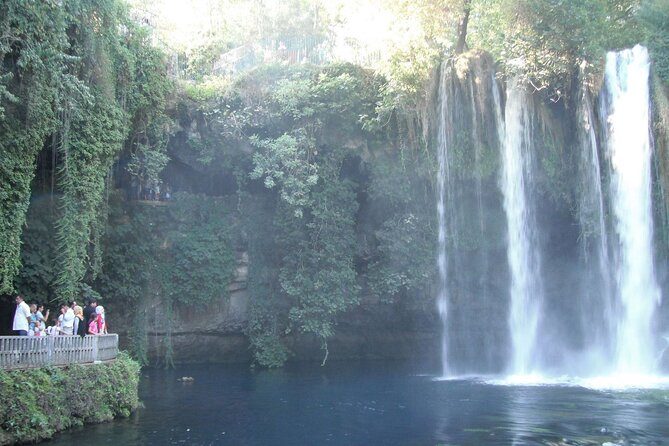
[60,303,75,335]
[34,319,43,336]
[88,314,99,335]
[96,305,108,334]
[12,295,31,336]
[83,298,97,327]
[52,313,63,335]
[36,304,49,325]
[73,305,84,337]
[28,304,39,336]
[46,316,59,336]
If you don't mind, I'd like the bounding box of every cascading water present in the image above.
[434,47,666,383]
[602,45,662,375]
[436,64,451,377]
[576,85,615,371]
[435,59,508,375]
[499,79,544,376]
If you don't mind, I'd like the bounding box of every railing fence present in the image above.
[0,334,119,370]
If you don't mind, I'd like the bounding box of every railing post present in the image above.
[46,336,54,366]
[93,336,99,362]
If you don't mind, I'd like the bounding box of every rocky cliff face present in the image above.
[113,250,440,365]
[109,49,669,369]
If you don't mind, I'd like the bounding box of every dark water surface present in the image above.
[46,361,669,445]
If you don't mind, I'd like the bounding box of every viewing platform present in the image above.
[134,199,169,206]
[0,334,118,370]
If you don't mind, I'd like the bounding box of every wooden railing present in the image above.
[0,334,118,370]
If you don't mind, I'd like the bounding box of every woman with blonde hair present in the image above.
[73,305,85,336]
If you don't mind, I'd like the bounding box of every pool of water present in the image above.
[46,361,669,445]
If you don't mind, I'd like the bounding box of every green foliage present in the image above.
[15,199,58,304]
[368,213,437,302]
[241,196,291,368]
[162,193,237,305]
[251,133,319,215]
[539,134,572,205]
[55,97,127,301]
[180,63,382,366]
[0,0,69,293]
[374,0,469,115]
[0,0,173,298]
[367,151,437,303]
[200,63,381,138]
[367,150,433,208]
[229,66,379,365]
[95,193,154,304]
[142,0,332,75]
[0,352,140,445]
[181,76,233,102]
[96,193,238,364]
[247,329,291,368]
[244,161,363,366]
[470,0,641,98]
[640,0,669,86]
[279,173,360,343]
[52,0,173,302]
[122,25,174,192]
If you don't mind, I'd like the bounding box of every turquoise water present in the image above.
[46,361,669,445]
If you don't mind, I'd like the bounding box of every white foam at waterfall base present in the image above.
[483,373,669,390]
[578,374,669,390]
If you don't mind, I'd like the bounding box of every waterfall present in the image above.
[433,47,665,381]
[602,45,662,374]
[576,85,615,371]
[435,57,511,375]
[469,74,495,372]
[469,79,486,239]
[500,78,544,375]
[437,64,451,377]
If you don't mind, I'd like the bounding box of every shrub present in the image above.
[0,352,140,445]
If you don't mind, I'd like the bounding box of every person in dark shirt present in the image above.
[83,298,97,334]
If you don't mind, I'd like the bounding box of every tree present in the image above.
[470,0,641,98]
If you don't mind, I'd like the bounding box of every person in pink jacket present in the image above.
[88,314,99,335]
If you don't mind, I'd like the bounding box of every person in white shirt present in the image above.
[60,303,75,335]
[12,295,31,336]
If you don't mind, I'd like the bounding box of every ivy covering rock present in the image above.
[0,352,140,445]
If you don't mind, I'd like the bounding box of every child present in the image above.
[88,314,99,335]
[33,319,43,336]
[28,304,38,336]
[46,316,59,336]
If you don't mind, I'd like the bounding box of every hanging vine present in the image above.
[0,1,71,294]
[54,97,126,301]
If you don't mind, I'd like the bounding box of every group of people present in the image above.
[134,181,171,202]
[12,295,108,337]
